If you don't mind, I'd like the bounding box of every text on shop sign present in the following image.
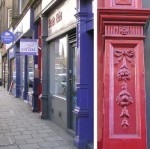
[48,11,62,28]
[20,39,38,55]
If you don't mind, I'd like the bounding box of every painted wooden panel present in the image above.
[103,39,147,149]
[98,0,142,8]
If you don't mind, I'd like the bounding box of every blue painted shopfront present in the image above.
[74,0,94,148]
[40,0,94,148]
[10,8,39,112]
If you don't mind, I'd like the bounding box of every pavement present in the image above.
[0,87,77,149]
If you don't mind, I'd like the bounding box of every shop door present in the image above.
[68,42,77,132]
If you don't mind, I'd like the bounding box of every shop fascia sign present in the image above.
[14,9,31,41]
[48,0,76,36]
[20,39,38,55]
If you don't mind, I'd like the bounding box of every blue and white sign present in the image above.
[1,30,14,44]
[20,39,38,55]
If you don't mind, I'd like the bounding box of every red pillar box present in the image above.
[97,6,150,149]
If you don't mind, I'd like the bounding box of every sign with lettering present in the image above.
[1,30,14,44]
[48,11,62,28]
[48,0,76,36]
[20,39,38,55]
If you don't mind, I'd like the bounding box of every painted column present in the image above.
[7,52,10,91]
[41,14,48,119]
[15,44,21,98]
[6,52,9,91]
[144,17,150,149]
[74,0,93,148]
[38,19,42,112]
[97,0,150,148]
[23,55,28,100]
[38,18,42,112]
[32,22,39,112]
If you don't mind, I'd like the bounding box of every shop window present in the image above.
[11,59,16,86]
[19,0,29,14]
[20,56,25,89]
[50,36,67,98]
[92,0,94,13]
[7,9,12,27]
[142,0,150,8]
[5,60,8,84]
[28,56,34,90]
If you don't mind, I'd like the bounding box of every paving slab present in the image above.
[0,87,77,149]
[0,145,19,149]
[0,137,14,146]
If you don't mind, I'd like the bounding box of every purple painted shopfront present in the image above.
[40,0,94,148]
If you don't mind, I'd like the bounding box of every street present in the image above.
[0,87,77,149]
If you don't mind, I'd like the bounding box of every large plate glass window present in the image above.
[11,58,16,87]
[20,56,25,90]
[50,36,67,98]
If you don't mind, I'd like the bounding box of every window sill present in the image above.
[52,95,66,100]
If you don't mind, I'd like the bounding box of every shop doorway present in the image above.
[67,41,77,133]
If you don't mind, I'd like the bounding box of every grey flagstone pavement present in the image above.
[0,87,77,149]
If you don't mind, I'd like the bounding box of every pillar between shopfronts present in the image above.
[6,53,9,91]
[37,19,42,112]
[15,45,21,98]
[32,22,39,112]
[8,52,10,91]
[23,55,28,100]
[98,1,150,148]
[74,0,93,148]
[40,14,48,119]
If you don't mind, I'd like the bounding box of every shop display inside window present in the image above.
[20,56,25,89]
[2,60,8,87]
[11,59,16,86]
[50,36,67,98]
[28,56,34,89]
[4,61,8,84]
